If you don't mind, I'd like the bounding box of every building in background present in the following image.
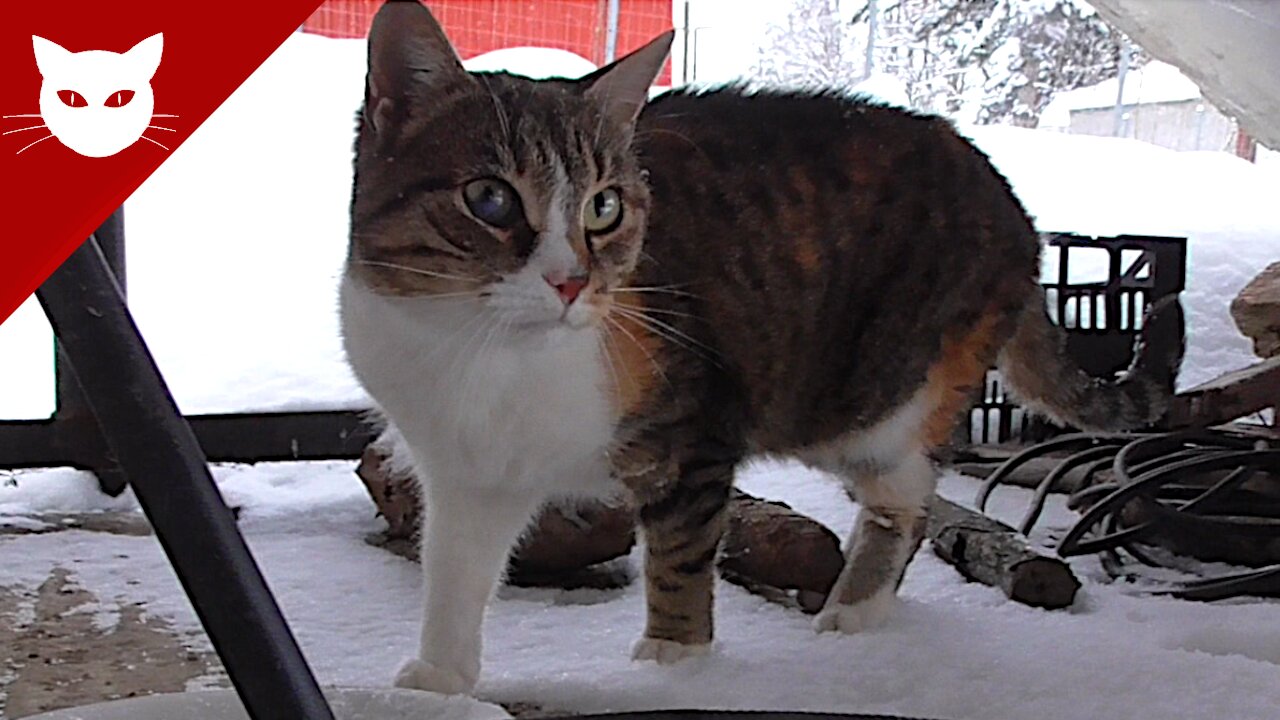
[1039,61,1257,159]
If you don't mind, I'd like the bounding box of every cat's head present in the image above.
[348,1,671,334]
[33,34,162,158]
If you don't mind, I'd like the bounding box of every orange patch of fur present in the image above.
[793,238,821,272]
[919,308,1006,448]
[603,302,664,417]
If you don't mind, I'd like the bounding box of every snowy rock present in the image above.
[1230,261,1280,358]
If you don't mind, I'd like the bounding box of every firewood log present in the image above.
[927,496,1080,609]
[355,445,635,581]
[718,490,844,613]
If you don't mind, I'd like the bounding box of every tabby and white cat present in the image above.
[340,1,1180,695]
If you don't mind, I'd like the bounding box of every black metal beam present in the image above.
[50,210,130,495]
[0,411,373,469]
[35,236,334,720]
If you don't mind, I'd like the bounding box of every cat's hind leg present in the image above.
[812,448,935,634]
[395,482,541,694]
[811,310,1003,633]
[626,449,737,664]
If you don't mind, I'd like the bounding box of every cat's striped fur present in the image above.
[340,0,1181,694]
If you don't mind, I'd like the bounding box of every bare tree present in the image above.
[752,0,866,89]
[752,0,1145,127]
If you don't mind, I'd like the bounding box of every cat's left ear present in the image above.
[32,36,72,75]
[582,31,674,130]
[124,34,163,78]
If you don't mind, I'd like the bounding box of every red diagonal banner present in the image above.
[0,0,327,324]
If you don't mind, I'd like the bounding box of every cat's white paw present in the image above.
[631,637,712,664]
[393,658,476,695]
[813,593,897,635]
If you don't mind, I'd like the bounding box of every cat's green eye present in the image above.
[463,178,522,229]
[583,188,623,233]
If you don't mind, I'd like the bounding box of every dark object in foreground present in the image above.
[979,428,1280,601]
[36,233,334,720]
[542,707,931,712]
[927,496,1081,609]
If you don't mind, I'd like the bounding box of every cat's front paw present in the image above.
[393,658,476,695]
[631,637,711,664]
[812,593,897,635]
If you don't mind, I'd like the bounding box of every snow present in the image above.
[463,47,597,79]
[2,28,1280,718]
[25,687,509,720]
[5,463,1280,720]
[851,73,910,108]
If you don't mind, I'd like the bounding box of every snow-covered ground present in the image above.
[2,29,1280,720]
[5,463,1280,720]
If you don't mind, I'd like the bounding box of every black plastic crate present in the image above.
[967,233,1187,445]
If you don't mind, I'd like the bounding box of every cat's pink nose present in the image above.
[547,274,589,305]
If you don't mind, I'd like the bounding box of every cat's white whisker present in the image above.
[615,301,700,322]
[609,305,721,365]
[16,134,54,155]
[2,125,47,136]
[151,113,179,118]
[597,332,625,399]
[604,314,673,389]
[140,135,170,150]
[147,125,177,132]
[611,284,701,300]
[354,259,482,284]
[421,290,484,301]
[453,314,500,411]
[2,114,43,119]
[604,315,672,393]
[464,316,510,411]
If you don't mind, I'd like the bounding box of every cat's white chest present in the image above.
[340,277,616,496]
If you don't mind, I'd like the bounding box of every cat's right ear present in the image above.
[364,1,473,137]
[32,36,72,76]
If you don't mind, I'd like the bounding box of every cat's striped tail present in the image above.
[997,289,1185,432]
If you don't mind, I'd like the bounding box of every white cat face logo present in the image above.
[8,34,171,158]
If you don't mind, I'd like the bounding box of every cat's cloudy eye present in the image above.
[583,188,623,233]
[57,90,87,108]
[105,90,136,108]
[462,178,522,229]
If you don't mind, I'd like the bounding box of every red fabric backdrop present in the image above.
[304,0,673,84]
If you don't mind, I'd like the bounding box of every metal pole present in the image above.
[54,208,129,495]
[681,0,691,84]
[864,0,878,79]
[1112,38,1131,137]
[36,236,335,720]
[605,0,621,63]
[56,210,125,418]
